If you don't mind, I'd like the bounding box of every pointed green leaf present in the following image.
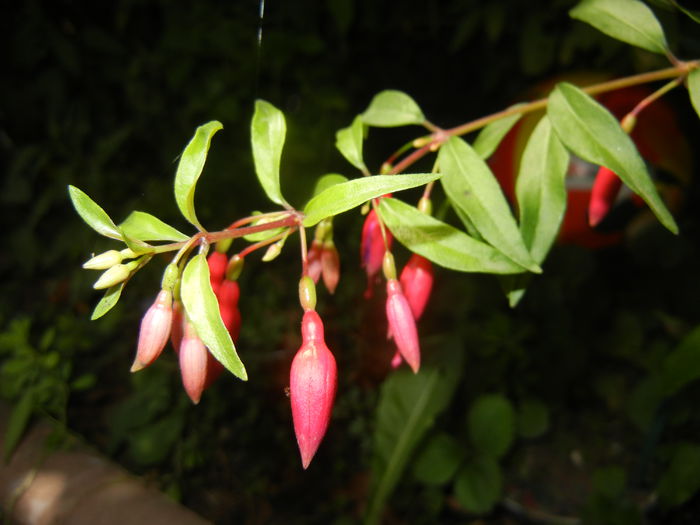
[120,211,189,242]
[366,341,463,525]
[311,173,349,198]
[68,185,122,240]
[467,394,515,459]
[251,100,288,206]
[378,198,525,274]
[242,212,288,242]
[174,121,223,230]
[472,105,524,160]
[454,455,502,515]
[515,116,569,263]
[548,82,678,233]
[119,229,154,256]
[570,0,668,54]
[91,282,126,320]
[336,116,368,172]
[181,254,247,380]
[302,173,440,227]
[3,390,34,462]
[361,90,425,127]
[438,137,541,273]
[689,69,700,120]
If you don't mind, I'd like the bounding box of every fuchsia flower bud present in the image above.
[399,254,434,321]
[207,251,228,295]
[290,310,337,469]
[386,279,420,373]
[179,320,208,404]
[307,240,323,283]
[218,279,242,343]
[170,299,184,352]
[321,240,340,294]
[360,209,392,284]
[131,290,173,372]
[589,166,622,228]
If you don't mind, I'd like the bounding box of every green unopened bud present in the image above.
[382,251,397,281]
[83,250,123,270]
[119,248,137,260]
[215,238,233,253]
[226,255,244,281]
[417,197,432,216]
[621,113,637,134]
[262,239,284,262]
[299,276,317,311]
[161,262,180,293]
[93,263,130,289]
[380,162,393,174]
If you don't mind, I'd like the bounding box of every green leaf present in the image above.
[516,398,550,439]
[119,229,154,256]
[251,100,288,207]
[68,185,123,240]
[454,455,502,515]
[378,198,526,274]
[548,82,678,234]
[412,432,465,486]
[120,211,189,242]
[361,90,426,127]
[438,137,541,273]
[91,282,126,320]
[181,254,247,380]
[570,0,668,54]
[242,212,287,242]
[336,116,368,172]
[515,116,569,263]
[174,121,223,230]
[658,443,700,508]
[689,69,700,120]
[303,173,440,227]
[661,325,700,397]
[4,390,34,462]
[366,340,463,525]
[310,173,349,198]
[472,105,523,160]
[468,393,515,459]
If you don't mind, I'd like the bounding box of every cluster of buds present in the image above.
[289,276,338,468]
[307,219,340,294]
[83,248,145,290]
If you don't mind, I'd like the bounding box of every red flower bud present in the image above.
[399,254,434,321]
[131,290,173,372]
[208,252,228,295]
[361,209,392,281]
[218,279,242,342]
[321,241,340,294]
[179,321,208,404]
[170,299,185,353]
[589,166,622,228]
[290,310,337,469]
[307,240,323,283]
[386,279,420,373]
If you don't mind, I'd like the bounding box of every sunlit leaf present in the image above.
[366,340,463,525]
[467,394,515,459]
[120,211,189,242]
[174,121,223,230]
[548,82,678,233]
[454,455,502,515]
[181,254,247,380]
[472,105,523,160]
[119,229,154,256]
[310,173,349,198]
[515,116,569,263]
[251,100,288,207]
[378,198,525,274]
[336,116,368,172]
[91,282,126,320]
[438,137,541,273]
[68,185,122,240]
[302,173,440,227]
[242,212,287,242]
[689,69,700,119]
[361,90,425,127]
[570,0,668,54]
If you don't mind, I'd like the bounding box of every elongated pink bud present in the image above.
[386,279,420,373]
[131,290,173,372]
[290,310,337,469]
[179,321,208,404]
[589,166,623,227]
[307,240,323,283]
[321,241,340,294]
[208,252,228,295]
[170,299,184,353]
[361,209,392,280]
[399,254,434,321]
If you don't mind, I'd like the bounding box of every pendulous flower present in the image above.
[179,320,209,404]
[131,290,173,372]
[386,279,420,373]
[399,254,434,321]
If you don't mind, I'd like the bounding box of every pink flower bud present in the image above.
[170,299,184,353]
[321,241,340,294]
[386,279,420,373]
[589,166,622,227]
[217,279,242,342]
[390,350,403,369]
[179,321,208,404]
[290,310,337,469]
[131,290,173,372]
[399,254,434,321]
[360,209,392,281]
[307,240,323,283]
[208,252,228,295]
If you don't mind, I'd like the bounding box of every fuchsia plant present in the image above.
[70,0,700,470]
